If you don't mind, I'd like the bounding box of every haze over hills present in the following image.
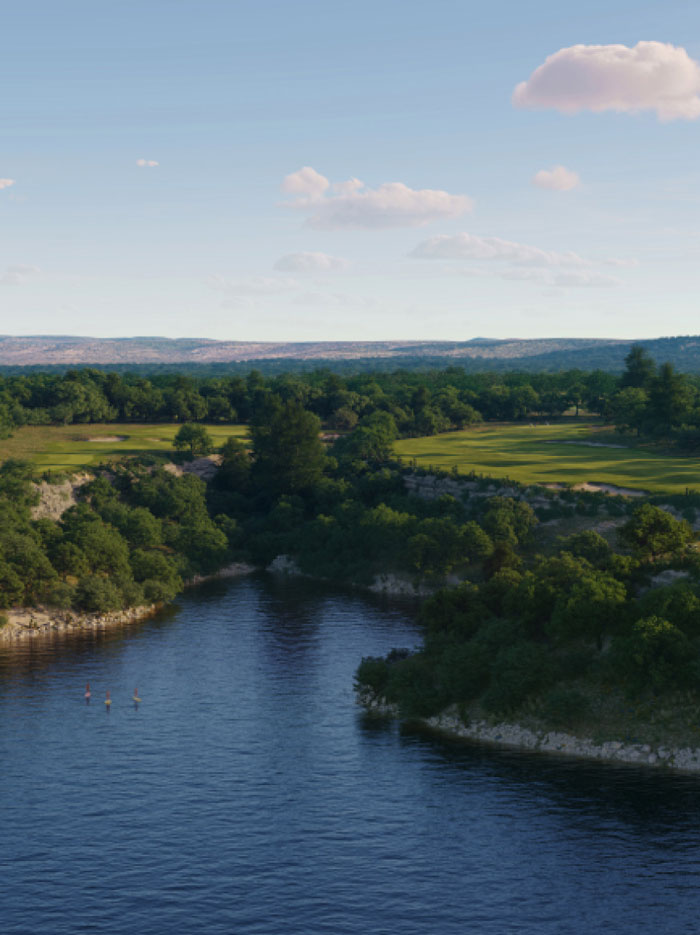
[1,334,700,372]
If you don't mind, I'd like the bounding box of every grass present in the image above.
[0,424,248,473]
[395,421,700,496]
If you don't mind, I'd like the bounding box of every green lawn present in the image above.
[395,422,700,495]
[0,423,248,473]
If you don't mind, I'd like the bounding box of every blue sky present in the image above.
[2,0,700,342]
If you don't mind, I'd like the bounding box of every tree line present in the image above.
[2,346,700,443]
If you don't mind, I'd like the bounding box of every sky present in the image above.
[2,0,700,343]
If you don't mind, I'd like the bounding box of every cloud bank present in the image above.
[532,165,580,191]
[282,167,473,229]
[513,41,700,121]
[136,158,159,167]
[0,179,15,190]
[411,233,630,289]
[410,232,589,268]
[273,251,349,272]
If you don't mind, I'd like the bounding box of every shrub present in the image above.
[482,641,554,714]
[610,615,694,694]
[541,686,590,727]
[74,576,122,613]
[385,652,448,718]
[355,656,391,695]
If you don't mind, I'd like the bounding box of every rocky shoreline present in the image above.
[358,692,700,774]
[0,562,257,644]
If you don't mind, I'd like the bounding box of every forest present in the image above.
[2,344,700,739]
[1,345,700,447]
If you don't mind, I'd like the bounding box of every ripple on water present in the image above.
[2,575,700,935]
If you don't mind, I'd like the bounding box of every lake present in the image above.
[2,574,700,934]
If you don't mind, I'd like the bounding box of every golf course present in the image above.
[395,422,700,495]
[0,423,247,473]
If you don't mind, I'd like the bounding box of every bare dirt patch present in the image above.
[87,435,127,442]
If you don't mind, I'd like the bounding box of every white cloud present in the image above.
[532,165,580,191]
[273,251,349,272]
[513,41,700,122]
[331,177,364,195]
[0,179,15,190]
[136,158,159,167]
[209,274,299,295]
[410,232,590,267]
[0,264,42,285]
[281,166,329,198]
[282,167,473,229]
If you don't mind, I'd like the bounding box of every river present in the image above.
[2,574,700,934]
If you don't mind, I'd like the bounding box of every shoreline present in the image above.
[358,692,700,774]
[0,562,257,644]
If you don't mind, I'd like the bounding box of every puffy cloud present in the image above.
[281,166,330,198]
[532,165,580,191]
[273,251,349,272]
[282,167,473,229]
[0,264,42,285]
[513,41,700,121]
[136,158,159,167]
[331,177,364,195]
[0,179,15,190]
[410,232,589,267]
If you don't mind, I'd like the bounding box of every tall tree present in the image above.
[250,398,327,496]
[620,345,656,389]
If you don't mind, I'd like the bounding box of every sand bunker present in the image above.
[87,435,127,443]
[545,481,644,497]
[574,482,645,497]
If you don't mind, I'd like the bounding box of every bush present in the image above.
[540,686,590,727]
[355,656,391,694]
[74,576,122,613]
[385,652,448,718]
[610,615,694,694]
[41,580,75,609]
[482,641,554,714]
[437,642,491,702]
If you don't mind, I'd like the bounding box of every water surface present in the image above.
[2,574,700,934]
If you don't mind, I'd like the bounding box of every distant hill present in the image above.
[2,334,700,373]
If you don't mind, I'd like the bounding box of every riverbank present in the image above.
[0,603,162,642]
[0,562,257,644]
[358,691,700,774]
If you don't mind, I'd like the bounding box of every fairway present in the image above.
[0,424,248,473]
[395,423,700,495]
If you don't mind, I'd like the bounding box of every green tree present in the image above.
[611,387,648,435]
[621,344,656,389]
[250,398,327,495]
[619,504,693,560]
[611,616,693,693]
[173,423,214,458]
[216,437,252,491]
